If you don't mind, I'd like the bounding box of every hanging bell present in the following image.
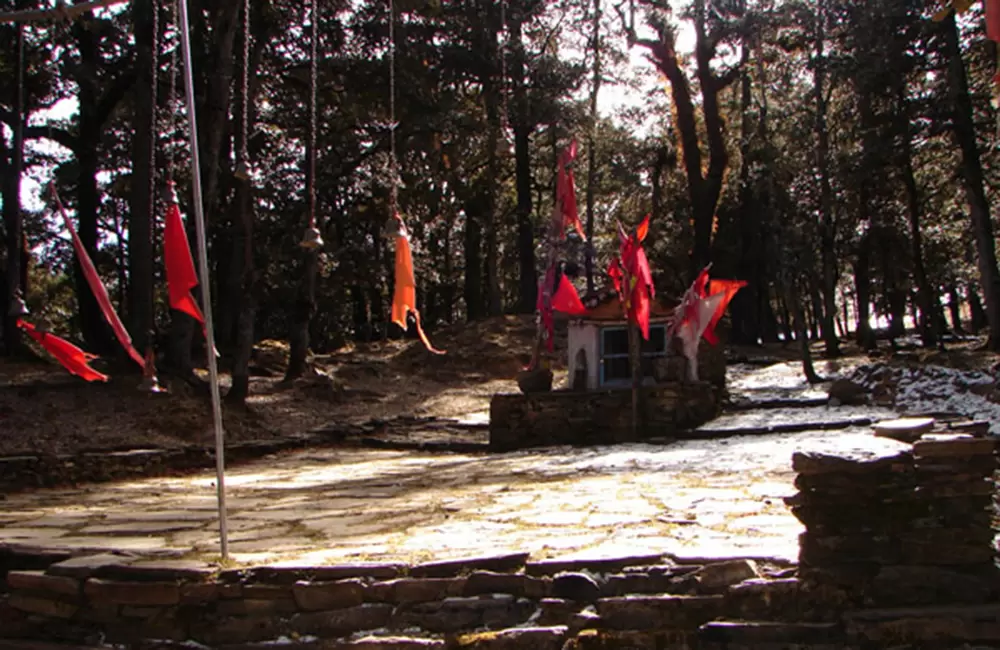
[166,180,180,205]
[384,216,401,239]
[8,293,28,317]
[139,343,165,393]
[234,160,251,182]
[299,224,324,250]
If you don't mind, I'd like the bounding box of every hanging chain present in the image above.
[308,0,317,228]
[149,0,159,212]
[166,0,179,182]
[499,0,509,133]
[240,0,250,168]
[388,0,397,216]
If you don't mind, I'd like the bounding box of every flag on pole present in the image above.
[556,141,586,240]
[163,187,206,323]
[17,320,108,382]
[51,187,145,369]
[609,214,654,340]
[391,213,445,354]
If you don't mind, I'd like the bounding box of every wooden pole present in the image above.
[629,322,640,437]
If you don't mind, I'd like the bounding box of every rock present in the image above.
[872,417,935,443]
[552,572,602,603]
[83,578,180,606]
[517,368,553,394]
[463,571,549,599]
[700,621,842,644]
[7,593,79,619]
[791,449,913,476]
[869,566,996,606]
[46,552,138,579]
[367,577,465,604]
[595,595,725,630]
[536,598,580,626]
[684,559,761,594]
[913,436,997,459]
[292,578,366,611]
[827,379,869,405]
[291,603,394,636]
[6,570,80,597]
[455,626,568,650]
[410,553,529,578]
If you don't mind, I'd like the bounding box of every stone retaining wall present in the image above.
[5,538,1000,649]
[489,383,720,452]
[788,433,1000,614]
[5,431,1000,648]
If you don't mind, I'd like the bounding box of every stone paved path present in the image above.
[0,423,906,567]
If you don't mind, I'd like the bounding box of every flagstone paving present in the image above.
[0,425,907,567]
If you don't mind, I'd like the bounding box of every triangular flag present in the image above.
[164,192,205,323]
[18,320,108,382]
[52,186,145,369]
[551,274,587,316]
[704,279,748,344]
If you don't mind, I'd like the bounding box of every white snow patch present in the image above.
[851,363,1000,433]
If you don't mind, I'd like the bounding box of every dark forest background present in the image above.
[2,0,999,400]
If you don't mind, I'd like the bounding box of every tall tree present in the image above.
[811,0,840,357]
[939,11,1000,350]
[625,0,744,279]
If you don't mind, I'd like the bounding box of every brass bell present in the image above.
[139,344,165,393]
[166,180,180,205]
[8,294,28,317]
[299,224,324,250]
[384,216,401,239]
[234,160,251,182]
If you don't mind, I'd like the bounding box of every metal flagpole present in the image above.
[177,0,229,560]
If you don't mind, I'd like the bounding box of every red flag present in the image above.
[556,141,586,240]
[391,214,445,355]
[552,274,587,316]
[704,279,747,344]
[52,187,145,369]
[17,320,108,382]
[988,0,1000,42]
[610,215,655,340]
[164,196,205,323]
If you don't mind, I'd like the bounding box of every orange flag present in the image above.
[163,187,205,323]
[391,215,444,354]
[18,320,108,382]
[704,279,748,345]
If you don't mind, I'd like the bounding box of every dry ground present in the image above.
[0,317,994,458]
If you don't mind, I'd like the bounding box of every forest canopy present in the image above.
[2,0,1000,396]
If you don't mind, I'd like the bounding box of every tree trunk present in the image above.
[74,142,114,353]
[786,279,821,383]
[969,285,988,332]
[463,196,485,321]
[1,25,25,355]
[509,9,536,313]
[584,0,602,294]
[891,80,936,347]
[641,0,736,280]
[813,0,840,357]
[482,0,502,317]
[948,285,964,334]
[129,0,156,357]
[854,233,875,350]
[226,183,256,404]
[941,13,1000,350]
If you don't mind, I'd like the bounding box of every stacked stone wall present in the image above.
[489,383,720,452]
